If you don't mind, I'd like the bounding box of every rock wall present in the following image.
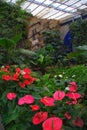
[28,17,60,50]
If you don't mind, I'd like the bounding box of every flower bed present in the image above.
[0,66,86,130]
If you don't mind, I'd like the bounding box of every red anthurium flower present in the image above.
[53,90,65,101]
[23,95,34,104]
[23,68,31,74]
[15,68,21,73]
[72,117,84,128]
[23,77,35,85]
[42,117,63,130]
[18,97,25,105]
[18,82,26,88]
[69,82,77,86]
[7,92,17,100]
[6,65,10,69]
[23,74,31,79]
[12,73,19,81]
[2,75,11,81]
[31,104,40,111]
[23,79,31,85]
[64,112,71,119]
[66,92,81,100]
[18,95,34,105]
[32,111,48,125]
[40,97,55,106]
[69,82,77,92]
[1,67,9,73]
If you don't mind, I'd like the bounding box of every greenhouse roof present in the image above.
[5,0,87,21]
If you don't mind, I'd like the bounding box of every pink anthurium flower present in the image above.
[32,111,48,125]
[42,117,63,130]
[40,97,55,106]
[7,92,17,100]
[53,90,65,100]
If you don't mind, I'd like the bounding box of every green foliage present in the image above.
[0,48,37,66]
[69,20,87,46]
[67,45,87,64]
[42,30,66,64]
[46,65,87,84]
[19,48,36,56]
[0,0,32,41]
[0,34,22,50]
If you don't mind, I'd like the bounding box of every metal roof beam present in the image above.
[26,0,74,13]
[52,0,81,10]
[30,0,46,13]
[54,4,83,19]
[33,0,57,16]
[36,0,71,18]
[45,0,81,19]
[25,0,35,9]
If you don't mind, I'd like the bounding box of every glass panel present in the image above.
[81,0,87,4]
[36,0,45,2]
[55,13,71,20]
[48,12,64,19]
[53,3,61,7]
[44,0,53,5]
[65,0,78,6]
[59,5,68,9]
[37,8,50,17]
[21,2,30,9]
[79,5,87,9]
[27,3,38,11]
[65,7,74,11]
[43,11,63,18]
[32,6,45,15]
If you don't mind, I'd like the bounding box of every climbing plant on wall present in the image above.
[69,20,87,46]
[42,30,66,65]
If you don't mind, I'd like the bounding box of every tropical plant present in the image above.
[67,45,87,64]
[0,34,22,64]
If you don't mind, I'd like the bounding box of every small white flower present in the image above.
[59,74,63,78]
[54,75,57,78]
[1,66,5,68]
[65,87,69,90]
[65,77,68,79]
[20,70,26,75]
[72,75,76,77]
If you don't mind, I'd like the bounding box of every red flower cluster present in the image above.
[2,67,83,130]
[66,82,81,105]
[1,66,36,88]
